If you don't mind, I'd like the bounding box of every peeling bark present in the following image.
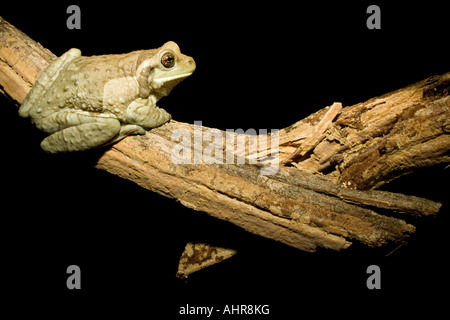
[283,75,450,189]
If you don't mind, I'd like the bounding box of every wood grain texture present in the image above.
[0,16,55,103]
[95,120,440,252]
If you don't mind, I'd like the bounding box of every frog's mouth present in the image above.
[153,72,193,85]
[151,73,193,98]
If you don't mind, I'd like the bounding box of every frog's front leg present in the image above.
[125,98,171,129]
[40,111,125,153]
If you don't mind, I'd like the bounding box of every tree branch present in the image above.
[1,17,448,272]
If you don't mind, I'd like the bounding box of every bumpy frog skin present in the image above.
[19,41,196,153]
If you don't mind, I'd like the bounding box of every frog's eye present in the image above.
[161,52,175,68]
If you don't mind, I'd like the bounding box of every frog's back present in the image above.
[20,49,155,123]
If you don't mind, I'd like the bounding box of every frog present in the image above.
[19,41,196,153]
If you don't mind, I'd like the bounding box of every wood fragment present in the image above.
[177,242,237,279]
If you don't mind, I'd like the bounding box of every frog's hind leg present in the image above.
[19,49,81,118]
[40,113,121,153]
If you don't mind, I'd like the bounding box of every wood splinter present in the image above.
[283,102,343,164]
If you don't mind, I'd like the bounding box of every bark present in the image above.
[1,17,448,276]
[95,121,439,253]
[0,17,55,103]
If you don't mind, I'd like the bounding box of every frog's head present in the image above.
[137,41,196,100]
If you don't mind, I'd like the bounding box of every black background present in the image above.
[2,1,449,318]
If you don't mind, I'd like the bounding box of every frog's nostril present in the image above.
[188,58,196,69]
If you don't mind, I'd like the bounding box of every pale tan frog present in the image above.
[19,41,195,153]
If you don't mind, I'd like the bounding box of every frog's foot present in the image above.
[126,99,172,129]
[41,117,121,153]
[102,124,146,146]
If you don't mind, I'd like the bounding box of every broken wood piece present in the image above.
[176,242,237,279]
